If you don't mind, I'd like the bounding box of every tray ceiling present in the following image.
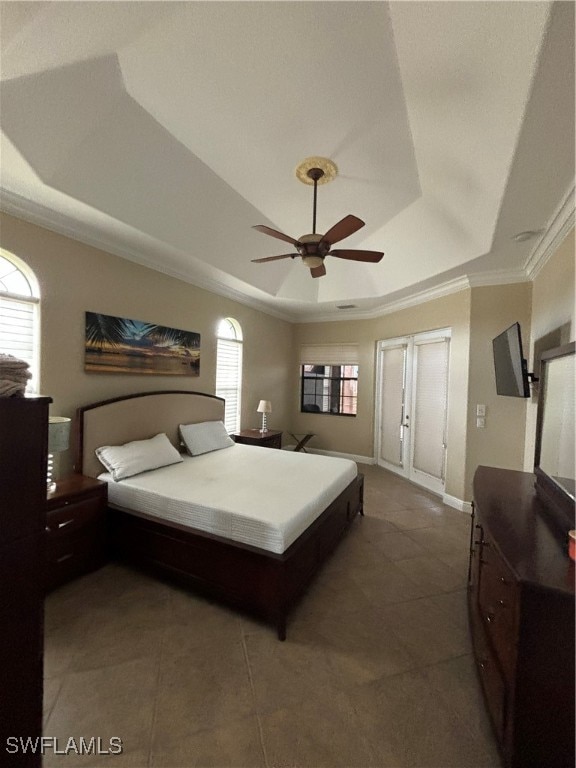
[0,1,574,321]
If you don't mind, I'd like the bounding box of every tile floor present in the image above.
[43,464,502,768]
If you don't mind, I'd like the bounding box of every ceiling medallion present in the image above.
[295,157,338,185]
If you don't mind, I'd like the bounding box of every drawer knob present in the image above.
[499,576,508,584]
[58,519,74,529]
[486,612,495,623]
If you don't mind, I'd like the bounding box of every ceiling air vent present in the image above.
[337,304,357,310]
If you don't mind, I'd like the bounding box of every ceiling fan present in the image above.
[251,157,384,278]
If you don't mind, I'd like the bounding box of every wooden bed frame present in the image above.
[76,390,363,640]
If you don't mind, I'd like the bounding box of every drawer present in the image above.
[46,495,104,538]
[45,523,107,591]
[478,538,518,680]
[46,518,104,557]
[261,433,282,449]
[469,605,508,744]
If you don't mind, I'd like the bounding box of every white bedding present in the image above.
[99,443,357,554]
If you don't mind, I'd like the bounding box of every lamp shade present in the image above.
[48,416,71,454]
[256,400,272,414]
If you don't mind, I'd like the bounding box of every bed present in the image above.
[76,390,364,639]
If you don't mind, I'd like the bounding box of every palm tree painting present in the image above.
[85,312,200,376]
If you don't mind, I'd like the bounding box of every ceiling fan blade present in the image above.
[321,215,365,246]
[330,249,384,263]
[310,263,326,278]
[252,225,299,246]
[251,253,297,263]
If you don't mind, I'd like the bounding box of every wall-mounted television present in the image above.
[492,322,530,398]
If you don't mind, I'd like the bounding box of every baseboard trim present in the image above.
[443,493,473,514]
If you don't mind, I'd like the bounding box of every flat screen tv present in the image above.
[492,322,530,398]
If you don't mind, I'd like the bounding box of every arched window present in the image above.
[215,318,243,433]
[0,252,40,392]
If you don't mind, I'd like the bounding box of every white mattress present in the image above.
[99,443,357,554]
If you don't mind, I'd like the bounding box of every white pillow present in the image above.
[95,432,183,481]
[179,420,234,456]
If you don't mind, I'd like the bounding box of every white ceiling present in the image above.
[0,1,574,322]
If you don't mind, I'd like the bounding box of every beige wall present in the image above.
[465,282,532,496]
[293,290,472,501]
[0,213,293,475]
[524,228,575,468]
[2,210,572,502]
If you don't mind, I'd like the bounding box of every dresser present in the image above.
[469,466,575,768]
[46,474,108,591]
[232,429,282,449]
[0,395,51,768]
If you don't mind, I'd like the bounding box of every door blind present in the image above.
[380,345,406,466]
[412,339,450,480]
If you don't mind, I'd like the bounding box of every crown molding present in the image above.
[0,189,296,323]
[297,262,534,323]
[524,182,575,280]
[297,276,474,323]
[466,268,529,288]
[2,181,573,328]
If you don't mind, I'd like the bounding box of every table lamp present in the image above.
[257,400,272,433]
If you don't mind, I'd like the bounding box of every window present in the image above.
[299,344,359,416]
[300,364,358,415]
[215,318,243,433]
[0,252,40,392]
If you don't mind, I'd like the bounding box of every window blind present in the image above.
[0,294,37,391]
[215,337,242,433]
[300,343,359,365]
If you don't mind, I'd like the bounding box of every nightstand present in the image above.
[232,429,283,449]
[45,475,108,592]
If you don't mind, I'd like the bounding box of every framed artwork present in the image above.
[85,312,200,376]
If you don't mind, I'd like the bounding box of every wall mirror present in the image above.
[534,341,575,533]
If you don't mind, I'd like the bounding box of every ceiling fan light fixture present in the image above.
[302,254,324,268]
[251,157,382,278]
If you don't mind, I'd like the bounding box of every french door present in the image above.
[375,329,451,495]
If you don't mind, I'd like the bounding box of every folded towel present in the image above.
[0,379,27,397]
[0,354,31,396]
[0,366,31,377]
[0,353,30,368]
